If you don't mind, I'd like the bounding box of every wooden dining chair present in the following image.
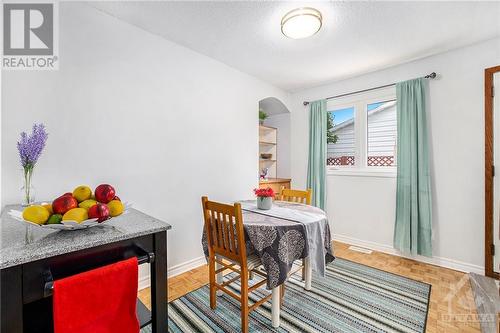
[201,196,273,333]
[279,188,313,281]
[279,188,312,205]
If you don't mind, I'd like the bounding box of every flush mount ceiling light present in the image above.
[281,7,322,39]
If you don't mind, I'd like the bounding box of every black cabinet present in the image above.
[1,231,167,333]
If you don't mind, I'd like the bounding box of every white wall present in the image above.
[290,38,500,273]
[1,3,289,278]
[265,113,291,178]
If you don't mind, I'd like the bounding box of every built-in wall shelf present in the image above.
[259,125,277,131]
[259,125,277,178]
[259,141,276,146]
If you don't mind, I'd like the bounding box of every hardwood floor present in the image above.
[138,241,483,332]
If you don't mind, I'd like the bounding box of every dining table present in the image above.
[202,200,335,328]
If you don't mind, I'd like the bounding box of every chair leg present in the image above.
[302,259,306,281]
[249,271,254,280]
[215,255,223,296]
[209,256,217,309]
[280,284,285,307]
[241,268,249,333]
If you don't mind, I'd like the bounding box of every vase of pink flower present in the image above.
[254,187,274,210]
[17,124,48,206]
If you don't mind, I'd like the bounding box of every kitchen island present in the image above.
[0,205,171,333]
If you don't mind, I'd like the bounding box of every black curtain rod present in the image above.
[303,72,437,106]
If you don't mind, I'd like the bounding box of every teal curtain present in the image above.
[307,100,327,209]
[393,78,432,257]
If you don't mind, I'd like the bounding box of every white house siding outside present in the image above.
[327,118,356,165]
[327,101,396,166]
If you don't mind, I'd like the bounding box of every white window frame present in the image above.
[327,86,397,178]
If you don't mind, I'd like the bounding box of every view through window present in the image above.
[327,107,355,166]
[367,100,397,167]
[326,89,397,169]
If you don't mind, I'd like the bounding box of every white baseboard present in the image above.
[334,234,485,275]
[138,256,206,290]
[168,256,207,278]
[138,272,150,290]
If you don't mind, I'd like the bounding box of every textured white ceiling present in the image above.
[89,1,500,92]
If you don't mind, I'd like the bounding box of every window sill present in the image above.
[327,168,397,178]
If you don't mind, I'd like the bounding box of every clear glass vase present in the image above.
[21,168,35,206]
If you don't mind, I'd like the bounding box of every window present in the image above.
[326,87,397,173]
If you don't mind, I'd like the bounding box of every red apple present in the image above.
[52,195,78,215]
[62,192,73,197]
[88,203,110,222]
[113,196,121,201]
[94,184,115,203]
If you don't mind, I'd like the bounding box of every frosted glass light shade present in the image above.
[281,7,322,39]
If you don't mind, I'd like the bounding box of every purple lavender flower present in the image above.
[17,123,48,169]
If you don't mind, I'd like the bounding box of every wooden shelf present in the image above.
[259,141,276,145]
[259,125,277,131]
[260,159,276,162]
[259,178,291,193]
[259,178,291,184]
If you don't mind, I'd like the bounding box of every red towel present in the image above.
[53,257,140,333]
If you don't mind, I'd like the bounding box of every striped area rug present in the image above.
[142,258,431,333]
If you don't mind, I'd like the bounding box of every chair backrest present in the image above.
[280,188,312,205]
[202,196,246,264]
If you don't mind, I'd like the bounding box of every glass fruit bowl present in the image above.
[8,202,131,231]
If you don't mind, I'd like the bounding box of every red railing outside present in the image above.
[367,156,395,166]
[327,156,355,166]
[327,155,394,167]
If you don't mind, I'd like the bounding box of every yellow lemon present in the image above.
[107,200,124,217]
[42,203,53,215]
[72,185,92,203]
[62,208,88,223]
[79,199,97,210]
[23,205,50,225]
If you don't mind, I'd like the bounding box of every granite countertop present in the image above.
[0,205,171,269]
